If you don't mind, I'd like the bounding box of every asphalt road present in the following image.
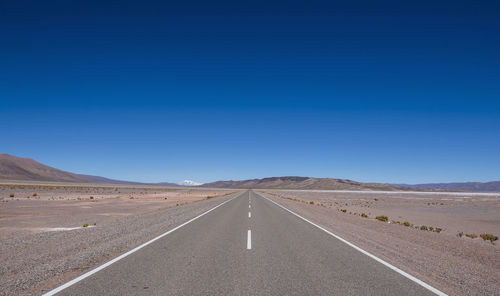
[52,190,439,295]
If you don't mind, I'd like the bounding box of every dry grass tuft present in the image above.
[375,215,388,222]
[480,233,498,243]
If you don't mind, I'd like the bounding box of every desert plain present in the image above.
[1,183,499,295]
[0,182,239,295]
[258,189,500,295]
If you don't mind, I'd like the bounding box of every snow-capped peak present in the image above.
[179,180,203,186]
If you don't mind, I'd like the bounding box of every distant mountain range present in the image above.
[201,177,500,192]
[200,176,405,191]
[1,154,499,192]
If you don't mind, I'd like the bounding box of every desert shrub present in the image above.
[90,196,94,200]
[480,233,498,243]
[33,193,38,197]
[376,215,388,222]
[457,232,464,238]
[420,225,428,231]
[403,221,411,227]
[374,198,378,201]
[83,223,89,227]
[434,228,442,233]
[206,195,215,199]
[361,213,368,218]
[93,222,96,226]
[10,194,14,197]
[341,209,347,213]
[465,233,477,239]
[309,201,314,205]
[429,226,434,231]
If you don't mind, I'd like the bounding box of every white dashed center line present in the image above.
[247,230,252,250]
[247,192,252,250]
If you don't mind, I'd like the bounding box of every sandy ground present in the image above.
[0,183,232,238]
[2,184,499,295]
[0,183,239,295]
[258,189,500,296]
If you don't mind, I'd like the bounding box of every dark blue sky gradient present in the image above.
[1,0,499,183]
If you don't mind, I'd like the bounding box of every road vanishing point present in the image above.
[44,190,445,296]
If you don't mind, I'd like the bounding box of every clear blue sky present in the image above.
[1,0,499,184]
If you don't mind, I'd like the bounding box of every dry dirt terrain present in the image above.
[0,182,240,295]
[258,189,500,295]
[2,183,499,295]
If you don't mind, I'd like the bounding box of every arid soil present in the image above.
[2,184,499,295]
[0,183,239,295]
[258,189,500,296]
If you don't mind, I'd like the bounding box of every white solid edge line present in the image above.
[248,212,251,218]
[259,194,447,296]
[42,194,240,296]
[247,229,252,249]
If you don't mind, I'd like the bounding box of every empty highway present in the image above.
[45,191,444,295]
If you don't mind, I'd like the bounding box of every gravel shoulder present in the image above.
[258,190,500,296]
[0,191,241,296]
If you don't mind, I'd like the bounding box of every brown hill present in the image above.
[201,176,405,191]
[0,154,91,183]
[0,153,171,185]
